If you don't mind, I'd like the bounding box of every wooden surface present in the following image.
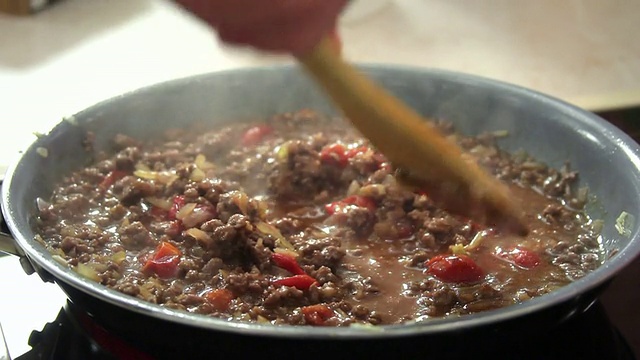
[1,0,640,176]
[341,0,640,112]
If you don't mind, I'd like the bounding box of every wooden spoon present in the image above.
[297,36,529,236]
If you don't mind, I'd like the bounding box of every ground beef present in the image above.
[36,110,603,327]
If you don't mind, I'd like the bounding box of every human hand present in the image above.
[174,0,348,55]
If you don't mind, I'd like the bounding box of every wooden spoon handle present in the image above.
[297,36,528,235]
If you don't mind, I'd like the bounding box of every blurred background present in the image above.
[0,0,639,357]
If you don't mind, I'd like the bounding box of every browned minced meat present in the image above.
[36,110,603,326]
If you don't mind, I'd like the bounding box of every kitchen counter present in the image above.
[1,0,640,357]
[1,0,640,176]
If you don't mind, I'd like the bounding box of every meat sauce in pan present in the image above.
[36,110,602,326]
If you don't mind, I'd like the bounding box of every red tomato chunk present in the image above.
[425,254,484,283]
[98,170,128,190]
[204,289,235,312]
[271,253,306,275]
[168,195,185,220]
[273,274,318,290]
[301,304,334,326]
[142,242,181,279]
[325,195,376,215]
[320,143,349,167]
[242,125,273,146]
[497,247,541,269]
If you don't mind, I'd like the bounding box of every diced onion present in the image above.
[36,147,49,158]
[52,255,68,266]
[36,197,51,212]
[492,130,509,138]
[134,169,178,184]
[449,244,467,255]
[358,184,386,197]
[521,161,544,170]
[63,115,78,125]
[255,221,296,251]
[34,234,45,245]
[176,203,197,221]
[349,323,383,331]
[275,142,291,162]
[576,187,589,204]
[347,180,361,196]
[190,168,206,182]
[195,154,216,170]
[615,211,634,238]
[145,197,172,211]
[469,145,497,157]
[138,284,153,299]
[182,206,216,228]
[134,169,157,180]
[591,219,604,234]
[111,251,126,264]
[76,263,100,281]
[230,191,249,215]
[157,172,179,184]
[135,162,152,171]
[466,230,488,251]
[91,262,108,273]
[273,247,299,258]
[60,226,81,238]
[185,228,213,246]
[257,201,268,219]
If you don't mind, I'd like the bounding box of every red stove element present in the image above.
[21,301,155,360]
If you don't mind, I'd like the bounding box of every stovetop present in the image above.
[4,298,636,360]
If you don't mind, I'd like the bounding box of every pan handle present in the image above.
[1,209,36,275]
[0,231,20,256]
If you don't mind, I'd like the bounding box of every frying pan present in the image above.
[1,65,640,357]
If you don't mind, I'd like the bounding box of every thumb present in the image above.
[327,28,343,56]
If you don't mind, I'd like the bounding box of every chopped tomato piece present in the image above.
[98,170,127,190]
[320,144,382,169]
[155,241,180,258]
[497,247,541,269]
[142,242,181,279]
[168,195,185,220]
[425,254,484,283]
[273,274,318,290]
[271,253,305,275]
[241,125,273,146]
[325,195,376,215]
[345,146,369,158]
[301,304,334,326]
[320,143,348,167]
[204,289,235,312]
[142,256,180,279]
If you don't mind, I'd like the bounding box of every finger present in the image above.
[217,1,347,54]
[327,28,343,56]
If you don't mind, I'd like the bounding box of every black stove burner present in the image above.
[14,299,636,360]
